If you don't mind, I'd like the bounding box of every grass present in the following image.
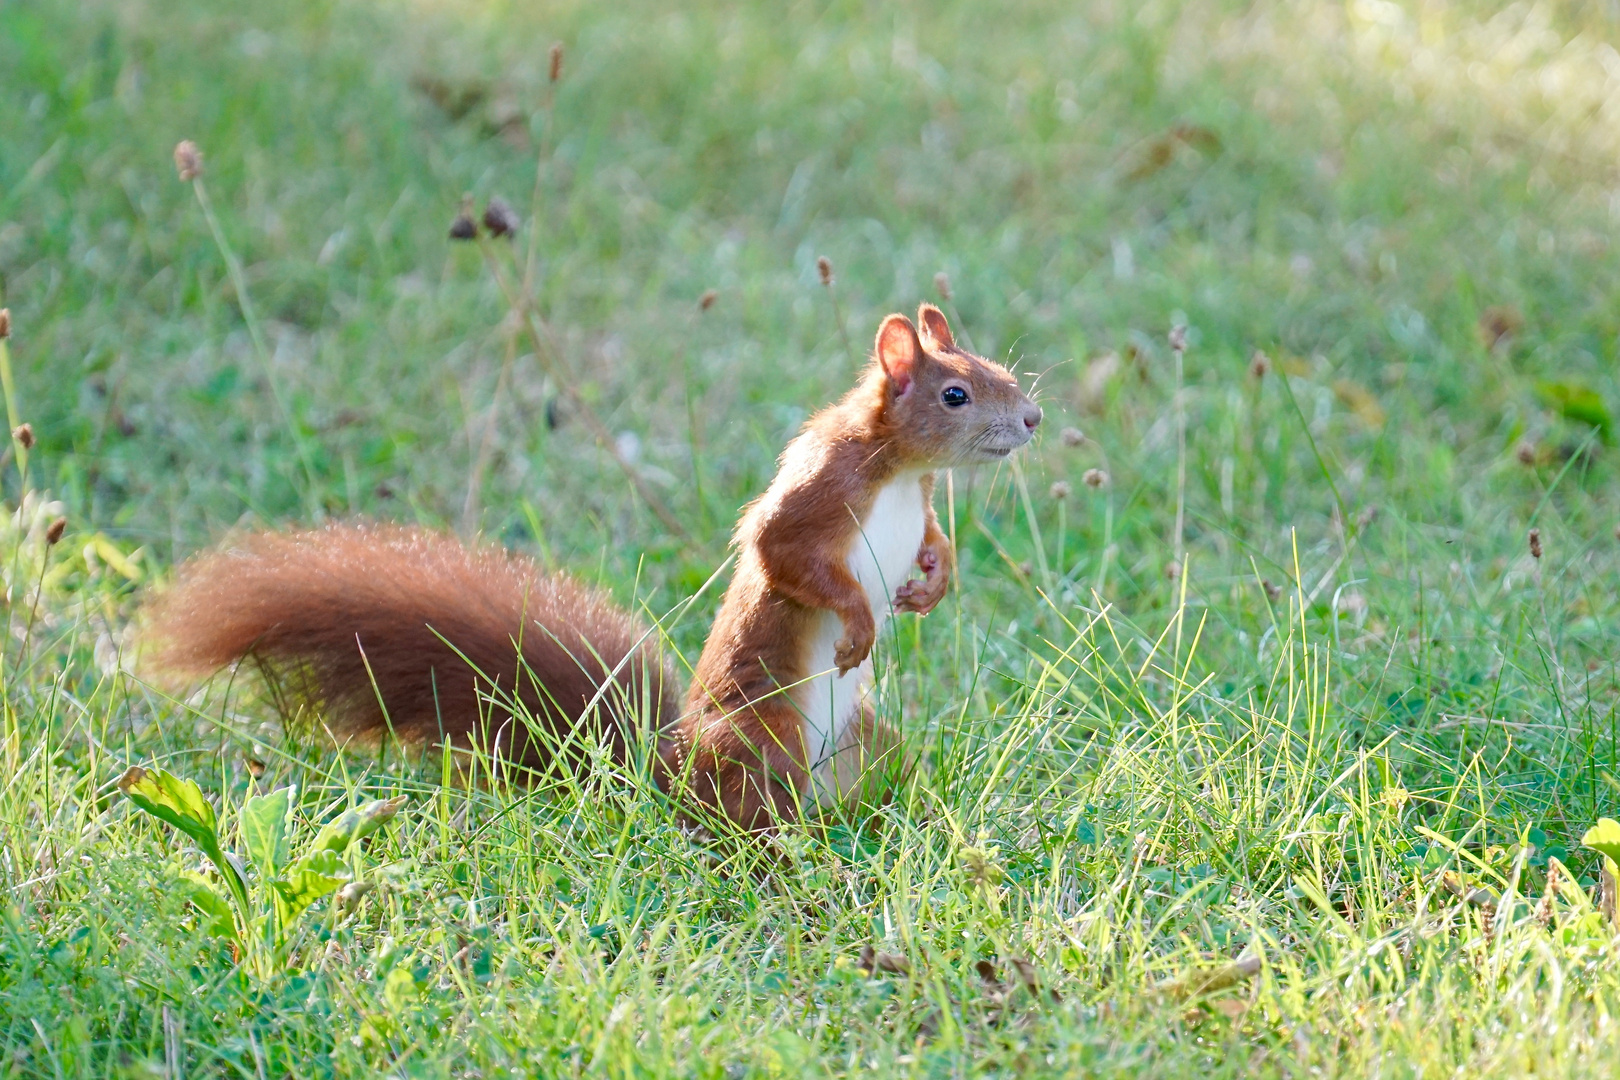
[7,0,1620,1073]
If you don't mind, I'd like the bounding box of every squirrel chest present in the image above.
[795,469,930,767]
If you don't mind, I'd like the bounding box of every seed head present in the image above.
[934,271,952,302]
[0,308,10,339]
[1249,350,1270,379]
[449,197,478,241]
[1060,426,1085,447]
[1164,559,1181,581]
[1514,440,1537,466]
[1478,305,1521,350]
[549,42,564,84]
[173,140,203,182]
[817,256,833,287]
[45,516,66,547]
[482,196,520,239]
[1528,527,1542,560]
[12,423,33,451]
[1168,324,1187,353]
[1050,480,1071,500]
[1082,467,1108,489]
[699,289,718,312]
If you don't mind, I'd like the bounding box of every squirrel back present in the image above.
[141,522,678,770]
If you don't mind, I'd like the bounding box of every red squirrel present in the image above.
[142,304,1041,830]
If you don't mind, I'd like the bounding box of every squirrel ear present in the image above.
[917,304,954,349]
[875,314,921,396]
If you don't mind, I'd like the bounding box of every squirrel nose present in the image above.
[1023,403,1043,432]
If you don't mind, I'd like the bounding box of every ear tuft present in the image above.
[917,304,955,349]
[875,315,921,396]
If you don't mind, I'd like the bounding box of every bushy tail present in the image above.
[140,522,679,770]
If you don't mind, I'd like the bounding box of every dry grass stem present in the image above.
[174,139,319,514]
[816,255,856,366]
[475,236,688,542]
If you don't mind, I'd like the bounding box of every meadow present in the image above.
[6,0,1620,1074]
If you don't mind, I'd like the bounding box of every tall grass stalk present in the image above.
[474,235,689,542]
[181,160,321,518]
[1170,326,1187,564]
[0,327,26,488]
[817,255,856,369]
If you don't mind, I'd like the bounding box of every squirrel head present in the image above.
[870,304,1042,466]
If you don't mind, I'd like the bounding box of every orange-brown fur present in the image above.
[140,305,1040,831]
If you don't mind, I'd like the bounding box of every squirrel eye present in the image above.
[941,386,970,407]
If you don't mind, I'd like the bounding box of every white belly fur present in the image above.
[797,470,929,775]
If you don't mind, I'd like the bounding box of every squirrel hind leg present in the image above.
[675,703,812,834]
[810,702,908,818]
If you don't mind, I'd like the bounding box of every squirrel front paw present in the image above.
[893,541,951,615]
[833,610,876,674]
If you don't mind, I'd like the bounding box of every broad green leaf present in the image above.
[273,849,352,923]
[383,965,422,1011]
[118,766,218,849]
[1537,381,1613,443]
[178,871,239,942]
[1581,818,1620,866]
[118,766,250,914]
[312,796,407,855]
[240,786,295,878]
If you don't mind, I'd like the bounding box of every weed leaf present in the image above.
[1581,818,1620,865]
[274,849,352,922]
[118,766,252,918]
[240,785,295,879]
[312,796,407,854]
[1536,381,1613,443]
[178,871,239,941]
[118,766,217,848]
